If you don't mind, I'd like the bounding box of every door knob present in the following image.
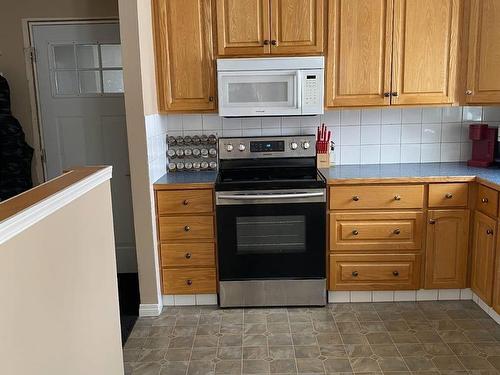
[184,225,191,232]
[185,252,192,259]
[352,271,359,277]
[445,193,453,199]
[352,229,359,236]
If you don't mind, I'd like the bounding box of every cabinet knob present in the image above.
[487,228,494,235]
[393,228,401,235]
[384,92,390,98]
[185,252,192,259]
[482,197,489,203]
[352,229,359,236]
[391,92,399,97]
[466,89,473,95]
[271,40,277,46]
[352,195,360,201]
[429,219,436,224]
[263,39,270,45]
[393,271,399,277]
[186,279,193,286]
[208,96,214,102]
[184,225,191,232]
[394,195,401,201]
[445,193,453,199]
[352,271,359,277]
[183,199,189,205]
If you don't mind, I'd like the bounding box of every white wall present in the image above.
[156,106,500,167]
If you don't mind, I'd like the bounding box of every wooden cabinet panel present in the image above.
[428,183,469,208]
[391,0,460,105]
[466,0,500,104]
[157,189,213,215]
[425,209,469,289]
[326,0,392,107]
[216,0,271,55]
[329,254,421,290]
[163,268,217,294]
[153,0,216,111]
[270,0,324,55]
[492,221,500,314]
[471,210,497,304]
[330,211,423,252]
[476,184,499,218]
[159,215,214,241]
[329,185,424,210]
[161,242,215,267]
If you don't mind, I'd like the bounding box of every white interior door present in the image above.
[32,22,136,273]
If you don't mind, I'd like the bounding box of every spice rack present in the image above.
[167,134,218,172]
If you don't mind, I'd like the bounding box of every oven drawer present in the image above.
[329,254,421,290]
[162,268,216,294]
[428,183,468,208]
[161,242,215,267]
[329,185,424,210]
[476,184,498,218]
[159,216,214,241]
[157,189,213,215]
[330,211,423,252]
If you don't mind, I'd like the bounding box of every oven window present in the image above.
[228,82,288,103]
[236,215,306,254]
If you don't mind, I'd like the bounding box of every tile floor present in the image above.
[124,300,500,374]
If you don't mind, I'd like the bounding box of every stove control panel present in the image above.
[219,135,316,160]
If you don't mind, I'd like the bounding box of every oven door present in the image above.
[216,189,326,281]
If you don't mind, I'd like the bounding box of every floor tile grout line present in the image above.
[286,308,300,375]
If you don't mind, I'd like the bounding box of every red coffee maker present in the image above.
[468,124,497,167]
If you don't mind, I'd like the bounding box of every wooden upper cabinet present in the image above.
[326,0,393,107]
[216,0,271,55]
[391,0,460,105]
[425,209,469,289]
[466,0,500,104]
[153,0,216,112]
[270,0,324,55]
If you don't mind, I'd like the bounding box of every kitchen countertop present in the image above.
[153,171,217,189]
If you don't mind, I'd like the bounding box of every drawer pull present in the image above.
[429,219,436,224]
[186,279,193,286]
[185,252,192,259]
[445,193,453,199]
[352,195,360,201]
[482,197,489,203]
[352,271,359,277]
[393,271,399,277]
[487,229,494,235]
[352,229,359,236]
[394,195,401,201]
[184,225,191,232]
[393,228,401,235]
[183,199,189,205]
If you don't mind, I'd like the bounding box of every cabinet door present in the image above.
[153,0,216,111]
[216,0,271,56]
[326,0,393,107]
[391,0,460,105]
[270,0,324,55]
[425,209,469,289]
[471,210,497,305]
[466,0,500,104]
[493,220,500,314]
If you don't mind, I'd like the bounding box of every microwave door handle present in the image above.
[218,192,324,200]
[296,70,302,110]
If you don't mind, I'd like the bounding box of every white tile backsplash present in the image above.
[150,105,499,166]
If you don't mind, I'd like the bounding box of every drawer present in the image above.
[330,211,423,252]
[476,184,498,218]
[159,215,214,241]
[428,183,468,208]
[161,242,215,267]
[329,254,421,290]
[330,185,424,210]
[157,189,213,215]
[162,268,216,294]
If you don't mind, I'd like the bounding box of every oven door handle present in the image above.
[217,192,324,200]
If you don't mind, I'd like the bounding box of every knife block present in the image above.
[316,153,330,168]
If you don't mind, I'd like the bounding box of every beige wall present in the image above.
[0,181,123,375]
[0,0,118,182]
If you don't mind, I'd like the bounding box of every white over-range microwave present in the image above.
[217,56,324,117]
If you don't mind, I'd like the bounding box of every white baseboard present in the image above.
[162,294,218,306]
[328,289,473,303]
[139,303,162,317]
[472,292,500,324]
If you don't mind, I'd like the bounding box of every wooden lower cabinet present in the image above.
[163,268,216,294]
[471,211,497,304]
[493,221,500,314]
[329,253,421,290]
[424,209,469,289]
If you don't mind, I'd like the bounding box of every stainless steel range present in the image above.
[215,135,326,308]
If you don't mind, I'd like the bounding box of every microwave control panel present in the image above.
[301,69,324,115]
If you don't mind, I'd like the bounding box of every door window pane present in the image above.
[79,71,101,94]
[55,71,78,95]
[53,45,75,69]
[103,70,124,93]
[101,44,122,68]
[228,82,288,103]
[76,44,100,69]
[236,215,306,254]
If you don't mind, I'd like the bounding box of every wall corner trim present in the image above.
[139,303,163,317]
